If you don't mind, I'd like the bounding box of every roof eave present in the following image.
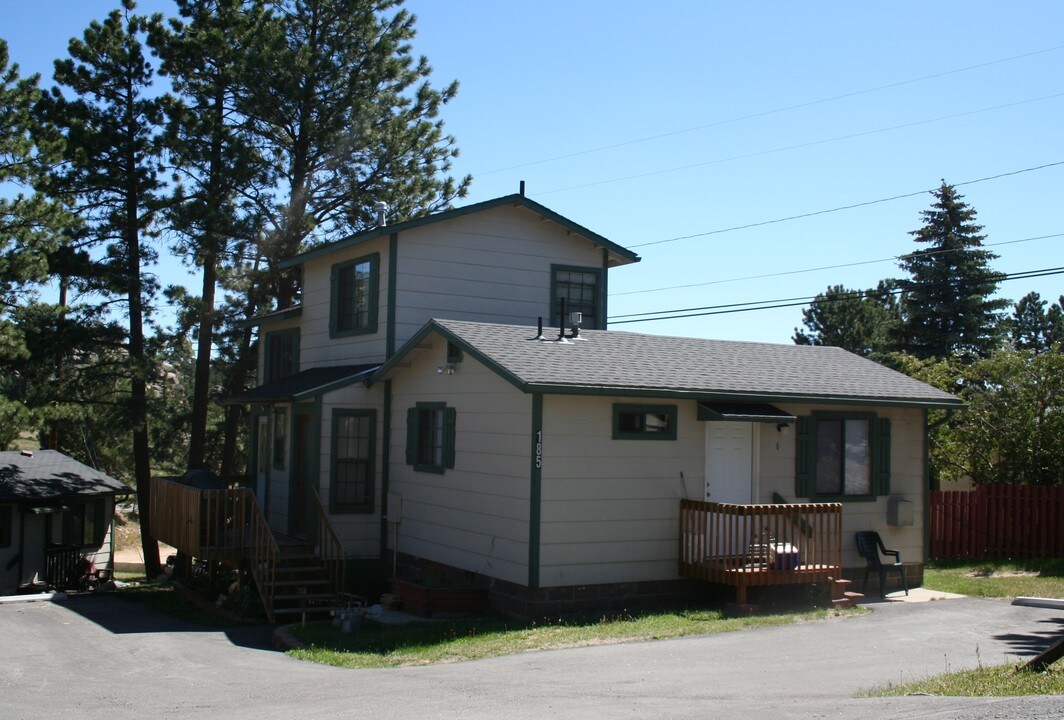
[278,194,640,269]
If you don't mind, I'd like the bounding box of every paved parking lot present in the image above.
[2,592,1063,719]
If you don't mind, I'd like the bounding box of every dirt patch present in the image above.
[965,570,1040,578]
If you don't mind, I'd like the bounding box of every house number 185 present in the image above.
[535,430,543,469]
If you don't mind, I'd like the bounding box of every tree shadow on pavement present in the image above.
[993,615,1064,659]
[55,593,279,651]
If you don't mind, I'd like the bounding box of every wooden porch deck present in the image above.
[679,499,843,604]
[148,476,346,622]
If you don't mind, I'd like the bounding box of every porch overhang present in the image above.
[227,364,379,404]
[696,401,796,424]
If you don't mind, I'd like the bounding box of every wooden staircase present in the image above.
[830,578,863,608]
[149,476,347,623]
[270,538,342,621]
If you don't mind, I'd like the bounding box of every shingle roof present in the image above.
[228,364,379,404]
[0,450,129,503]
[386,319,962,407]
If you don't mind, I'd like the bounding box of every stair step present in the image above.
[843,591,864,600]
[274,574,327,587]
[831,597,853,609]
[273,592,337,602]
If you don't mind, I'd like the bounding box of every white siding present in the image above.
[392,206,610,348]
[299,236,390,368]
[388,334,532,585]
[319,383,385,558]
[539,397,705,587]
[760,403,927,570]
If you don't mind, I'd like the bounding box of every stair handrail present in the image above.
[309,485,346,598]
[232,487,280,623]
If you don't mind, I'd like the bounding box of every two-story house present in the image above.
[153,192,962,620]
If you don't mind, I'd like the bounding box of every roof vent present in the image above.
[20,450,34,457]
[373,201,388,227]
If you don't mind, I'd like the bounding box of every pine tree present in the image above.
[793,280,900,358]
[41,0,167,576]
[150,0,270,470]
[895,182,1008,360]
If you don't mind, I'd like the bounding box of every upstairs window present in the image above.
[552,264,602,330]
[406,403,456,473]
[330,253,379,337]
[264,328,299,383]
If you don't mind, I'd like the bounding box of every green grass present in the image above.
[288,606,858,668]
[867,664,1064,697]
[923,558,1064,599]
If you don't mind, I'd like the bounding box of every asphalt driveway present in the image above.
[2,592,1063,719]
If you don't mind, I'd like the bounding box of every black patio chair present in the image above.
[855,531,908,597]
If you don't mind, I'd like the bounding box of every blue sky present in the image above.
[5,1,1063,344]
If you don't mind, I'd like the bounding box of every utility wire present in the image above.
[535,93,1064,196]
[628,161,1064,250]
[616,231,1064,297]
[475,44,1064,177]
[608,266,1064,325]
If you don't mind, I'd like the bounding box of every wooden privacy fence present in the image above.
[930,485,1064,560]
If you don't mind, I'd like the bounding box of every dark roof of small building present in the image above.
[0,450,129,503]
[277,194,641,270]
[376,319,963,408]
[228,364,380,404]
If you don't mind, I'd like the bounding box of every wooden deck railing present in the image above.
[309,485,346,599]
[679,499,843,603]
[149,476,280,621]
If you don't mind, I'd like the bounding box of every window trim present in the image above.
[796,411,890,502]
[329,253,380,338]
[406,402,456,474]
[263,327,300,383]
[612,403,678,441]
[551,264,603,330]
[330,409,376,514]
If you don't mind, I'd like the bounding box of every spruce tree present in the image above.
[895,182,1008,360]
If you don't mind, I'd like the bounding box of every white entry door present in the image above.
[705,422,757,560]
[705,422,756,504]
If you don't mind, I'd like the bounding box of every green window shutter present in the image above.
[874,417,891,496]
[795,416,814,497]
[405,407,417,466]
[443,406,457,469]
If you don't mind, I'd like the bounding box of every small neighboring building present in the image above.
[0,450,129,595]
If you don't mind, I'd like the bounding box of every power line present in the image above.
[474,44,1064,177]
[607,266,1064,325]
[616,231,1064,297]
[628,161,1064,250]
[535,93,1064,196]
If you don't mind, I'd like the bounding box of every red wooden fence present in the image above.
[930,485,1064,560]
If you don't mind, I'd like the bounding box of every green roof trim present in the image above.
[278,194,641,270]
[370,319,966,411]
